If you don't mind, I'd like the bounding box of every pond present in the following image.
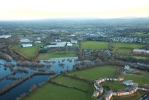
[0,57,77,100]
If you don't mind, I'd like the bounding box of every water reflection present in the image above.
[0,57,77,100]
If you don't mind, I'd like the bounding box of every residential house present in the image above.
[105,90,113,100]
[92,91,99,98]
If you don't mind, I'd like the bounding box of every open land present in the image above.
[22,65,149,100]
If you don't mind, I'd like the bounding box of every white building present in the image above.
[22,44,33,48]
[0,35,11,38]
[46,42,72,48]
[71,39,78,44]
[20,39,31,43]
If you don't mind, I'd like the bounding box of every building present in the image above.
[46,42,72,48]
[35,41,41,44]
[0,35,11,38]
[71,39,78,44]
[122,80,138,86]
[20,39,31,43]
[92,91,99,98]
[105,90,113,100]
[21,44,33,48]
[133,49,149,55]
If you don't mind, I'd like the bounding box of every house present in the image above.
[92,91,99,98]
[22,44,33,48]
[138,86,149,92]
[105,90,113,100]
[117,76,124,81]
[124,65,133,72]
[124,65,130,70]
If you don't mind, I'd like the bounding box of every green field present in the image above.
[82,41,109,49]
[53,76,89,90]
[136,32,149,37]
[102,81,126,90]
[131,55,148,60]
[116,49,130,53]
[68,65,116,81]
[11,44,44,58]
[22,83,92,100]
[112,43,144,49]
[123,74,149,86]
[22,65,149,100]
[37,50,77,60]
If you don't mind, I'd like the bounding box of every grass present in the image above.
[140,71,149,78]
[113,91,146,100]
[22,65,149,100]
[123,74,149,85]
[102,81,126,90]
[132,55,148,60]
[37,50,77,60]
[135,32,149,37]
[67,65,116,81]
[22,83,93,100]
[116,49,130,53]
[112,43,144,49]
[82,41,109,49]
[11,44,44,58]
[53,76,89,90]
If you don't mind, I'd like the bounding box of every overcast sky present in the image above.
[0,0,149,20]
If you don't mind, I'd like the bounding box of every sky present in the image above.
[0,0,149,20]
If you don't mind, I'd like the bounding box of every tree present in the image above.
[31,84,37,91]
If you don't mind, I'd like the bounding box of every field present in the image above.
[131,55,148,60]
[123,74,149,86]
[53,76,89,90]
[21,65,149,100]
[11,44,44,58]
[116,48,130,53]
[81,41,109,49]
[135,32,149,37]
[112,42,144,50]
[102,81,126,90]
[37,50,77,60]
[22,83,91,100]
[68,65,116,81]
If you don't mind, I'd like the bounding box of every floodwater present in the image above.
[0,57,77,100]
